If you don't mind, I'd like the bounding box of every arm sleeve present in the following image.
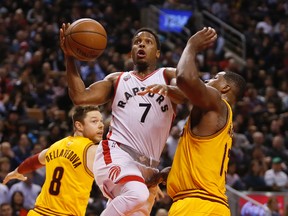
[18,153,44,174]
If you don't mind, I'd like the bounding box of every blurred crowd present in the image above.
[0,0,287,216]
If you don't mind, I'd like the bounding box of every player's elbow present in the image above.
[68,91,86,105]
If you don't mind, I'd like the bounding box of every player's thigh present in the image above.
[95,141,142,179]
[169,198,231,216]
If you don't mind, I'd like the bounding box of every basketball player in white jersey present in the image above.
[60,26,186,215]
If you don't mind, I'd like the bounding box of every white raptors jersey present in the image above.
[107,68,175,161]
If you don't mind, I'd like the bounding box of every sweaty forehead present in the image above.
[134,31,155,40]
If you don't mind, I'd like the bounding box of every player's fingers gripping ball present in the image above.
[65,18,107,61]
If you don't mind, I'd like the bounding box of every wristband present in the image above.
[18,153,44,174]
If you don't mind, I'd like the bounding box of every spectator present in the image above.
[0,157,12,185]
[12,134,32,168]
[166,125,181,160]
[246,131,270,157]
[0,142,18,170]
[226,160,245,190]
[267,135,288,165]
[240,196,280,216]
[211,0,229,21]
[0,183,9,205]
[8,173,41,210]
[264,157,288,191]
[256,15,273,35]
[0,203,13,216]
[10,191,28,216]
[242,159,268,191]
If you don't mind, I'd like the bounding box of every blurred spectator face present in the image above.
[0,157,10,173]
[248,125,257,135]
[8,111,19,122]
[272,135,284,149]
[266,102,277,114]
[0,203,13,216]
[38,135,48,149]
[18,133,31,148]
[31,144,42,154]
[252,131,264,145]
[0,142,14,157]
[252,147,264,160]
[12,191,24,207]
[272,162,282,172]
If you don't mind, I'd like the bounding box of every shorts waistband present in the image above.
[114,141,159,168]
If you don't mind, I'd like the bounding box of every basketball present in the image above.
[65,18,107,61]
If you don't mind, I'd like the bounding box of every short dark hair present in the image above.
[72,105,99,124]
[224,71,246,100]
[133,27,161,50]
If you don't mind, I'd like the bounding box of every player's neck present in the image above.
[73,131,83,137]
[134,65,156,77]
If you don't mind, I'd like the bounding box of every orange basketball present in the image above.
[65,18,107,61]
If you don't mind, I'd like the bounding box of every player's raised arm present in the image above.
[60,23,115,106]
[176,27,219,110]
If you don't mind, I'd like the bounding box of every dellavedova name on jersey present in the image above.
[46,149,82,168]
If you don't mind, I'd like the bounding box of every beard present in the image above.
[136,61,149,72]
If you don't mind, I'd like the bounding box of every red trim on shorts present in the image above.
[116,175,145,184]
[102,140,112,165]
[103,185,115,200]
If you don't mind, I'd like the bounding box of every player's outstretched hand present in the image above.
[137,84,168,97]
[59,23,71,56]
[188,27,217,53]
[145,166,171,188]
[2,169,27,185]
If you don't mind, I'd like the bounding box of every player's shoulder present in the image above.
[163,67,176,77]
[161,67,176,83]
[87,144,98,153]
[164,67,176,73]
[104,72,123,82]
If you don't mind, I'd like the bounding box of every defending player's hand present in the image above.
[137,84,168,97]
[145,166,171,188]
[2,169,27,185]
[187,27,217,53]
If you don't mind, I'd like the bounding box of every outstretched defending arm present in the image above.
[2,149,48,184]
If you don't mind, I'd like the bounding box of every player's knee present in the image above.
[125,181,149,205]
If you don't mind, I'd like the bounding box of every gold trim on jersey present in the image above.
[187,99,232,140]
[173,189,229,208]
[33,206,75,216]
[83,142,94,178]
